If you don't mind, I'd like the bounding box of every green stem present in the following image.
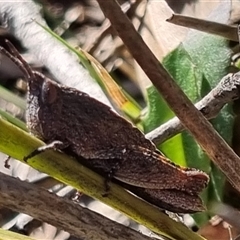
[0,228,35,240]
[0,117,206,240]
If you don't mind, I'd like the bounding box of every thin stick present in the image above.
[147,73,240,144]
[167,14,238,42]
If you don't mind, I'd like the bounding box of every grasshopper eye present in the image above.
[41,80,58,104]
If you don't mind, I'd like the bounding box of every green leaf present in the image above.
[142,86,186,166]
[142,4,233,226]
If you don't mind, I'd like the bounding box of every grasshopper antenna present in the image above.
[0,40,35,82]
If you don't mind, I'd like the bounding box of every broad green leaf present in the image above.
[142,2,233,226]
[182,14,233,224]
[143,85,186,166]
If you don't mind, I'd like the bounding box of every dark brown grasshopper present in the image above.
[0,41,209,213]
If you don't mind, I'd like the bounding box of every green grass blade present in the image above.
[0,117,206,240]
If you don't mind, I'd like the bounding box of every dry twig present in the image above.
[146,72,240,144]
[167,14,238,42]
[0,171,157,240]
